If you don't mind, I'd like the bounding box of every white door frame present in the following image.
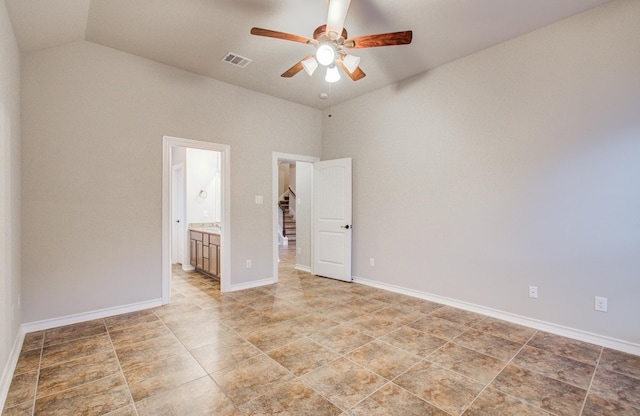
[162,136,231,303]
[272,152,319,282]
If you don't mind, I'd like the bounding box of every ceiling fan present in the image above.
[250,0,412,83]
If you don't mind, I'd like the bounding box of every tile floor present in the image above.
[3,244,640,415]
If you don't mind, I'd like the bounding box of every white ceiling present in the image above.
[5,0,613,109]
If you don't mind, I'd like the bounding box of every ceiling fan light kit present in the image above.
[341,54,360,74]
[316,44,336,66]
[325,65,341,83]
[250,0,412,84]
[302,57,319,76]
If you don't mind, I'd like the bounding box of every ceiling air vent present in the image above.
[222,52,252,68]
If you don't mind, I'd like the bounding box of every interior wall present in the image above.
[21,40,321,323]
[322,0,640,344]
[0,0,21,394]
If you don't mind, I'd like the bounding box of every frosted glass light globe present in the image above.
[316,44,336,66]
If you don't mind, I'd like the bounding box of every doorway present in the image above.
[162,136,231,303]
[272,152,319,282]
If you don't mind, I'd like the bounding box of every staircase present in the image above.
[279,195,296,242]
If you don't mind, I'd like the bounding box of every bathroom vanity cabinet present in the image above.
[189,229,220,278]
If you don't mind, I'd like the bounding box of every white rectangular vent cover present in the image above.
[222,52,252,68]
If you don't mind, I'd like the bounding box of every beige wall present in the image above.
[322,0,640,344]
[0,0,21,394]
[21,41,321,323]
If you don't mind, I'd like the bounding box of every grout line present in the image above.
[458,329,541,415]
[29,333,44,416]
[101,320,141,416]
[578,347,604,416]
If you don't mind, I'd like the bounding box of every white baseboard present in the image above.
[21,298,163,334]
[0,328,25,412]
[295,264,311,273]
[353,276,640,356]
[227,277,276,292]
[182,264,195,271]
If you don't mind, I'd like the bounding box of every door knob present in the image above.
[340,225,351,229]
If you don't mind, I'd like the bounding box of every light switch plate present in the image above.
[255,196,263,204]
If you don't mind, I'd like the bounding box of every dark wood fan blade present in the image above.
[250,27,314,44]
[336,59,366,81]
[281,54,315,78]
[345,30,412,49]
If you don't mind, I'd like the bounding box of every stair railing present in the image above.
[278,203,288,246]
[288,186,296,219]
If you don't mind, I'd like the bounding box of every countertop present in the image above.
[189,223,220,235]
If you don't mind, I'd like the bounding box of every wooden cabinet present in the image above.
[189,230,220,278]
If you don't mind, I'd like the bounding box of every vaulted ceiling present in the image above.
[5,0,613,109]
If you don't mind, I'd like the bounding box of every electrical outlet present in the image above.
[369,258,375,267]
[246,259,252,268]
[528,286,538,299]
[255,196,263,205]
[595,296,608,312]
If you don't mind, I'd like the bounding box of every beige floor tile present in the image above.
[346,297,389,314]
[36,350,120,398]
[319,303,365,323]
[344,315,401,338]
[171,319,234,350]
[244,321,305,352]
[512,345,596,389]
[35,374,131,416]
[268,338,341,376]
[527,332,601,366]
[491,363,587,416]
[40,332,113,368]
[310,325,374,355]
[43,319,107,347]
[124,352,207,402]
[581,392,639,416]
[300,357,386,411]
[108,319,172,349]
[190,334,262,374]
[473,317,536,344]
[13,350,41,376]
[288,313,341,336]
[427,343,505,385]
[136,376,236,416]
[394,360,484,415]
[408,316,468,341]
[346,340,421,380]
[211,354,294,406]
[4,371,37,409]
[104,309,159,330]
[372,305,424,325]
[589,367,640,410]
[454,328,523,362]
[239,379,342,416]
[103,405,138,416]
[349,383,449,416]
[20,332,44,352]
[380,326,447,357]
[1,400,34,416]
[598,347,640,380]
[431,306,485,327]
[462,388,551,415]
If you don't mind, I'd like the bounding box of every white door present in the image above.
[313,158,352,282]
[171,164,185,264]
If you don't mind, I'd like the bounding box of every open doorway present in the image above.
[272,152,319,282]
[162,136,231,304]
